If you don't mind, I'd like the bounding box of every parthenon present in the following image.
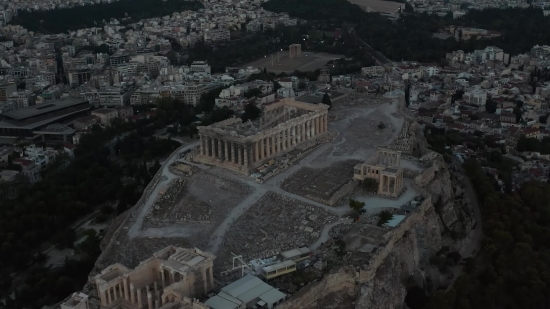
[196,99,329,175]
[353,148,405,199]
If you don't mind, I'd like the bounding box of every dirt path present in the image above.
[309,219,353,250]
[127,101,411,254]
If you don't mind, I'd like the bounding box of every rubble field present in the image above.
[141,171,252,242]
[280,160,361,204]
[215,192,338,273]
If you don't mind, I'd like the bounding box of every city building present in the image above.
[73,115,99,131]
[204,274,286,309]
[0,98,88,142]
[91,108,118,126]
[60,292,89,309]
[204,29,231,43]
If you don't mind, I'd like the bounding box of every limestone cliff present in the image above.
[277,155,476,309]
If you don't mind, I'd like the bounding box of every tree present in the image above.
[242,103,262,122]
[485,99,498,114]
[348,198,365,213]
[377,210,393,226]
[362,178,378,192]
[321,93,332,108]
[539,114,549,124]
[244,88,262,98]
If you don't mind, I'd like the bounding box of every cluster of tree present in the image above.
[348,198,365,214]
[516,135,550,154]
[423,159,550,309]
[9,230,102,309]
[264,0,550,63]
[187,35,282,73]
[114,133,180,161]
[0,114,182,306]
[242,103,262,122]
[12,0,203,33]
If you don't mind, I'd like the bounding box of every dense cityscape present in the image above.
[0,0,550,308]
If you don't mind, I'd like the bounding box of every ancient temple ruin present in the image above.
[93,246,215,309]
[353,148,405,199]
[196,99,329,175]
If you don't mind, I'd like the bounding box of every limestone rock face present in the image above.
[278,155,475,309]
[277,266,358,309]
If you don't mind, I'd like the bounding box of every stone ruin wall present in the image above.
[277,196,436,309]
[277,156,460,309]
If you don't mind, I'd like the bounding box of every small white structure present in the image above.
[205,274,286,309]
[60,292,89,309]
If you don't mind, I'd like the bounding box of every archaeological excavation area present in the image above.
[88,96,450,309]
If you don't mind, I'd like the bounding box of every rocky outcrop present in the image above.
[277,266,358,309]
[277,146,476,308]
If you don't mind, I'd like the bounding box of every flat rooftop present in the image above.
[2,98,88,120]
[92,108,117,115]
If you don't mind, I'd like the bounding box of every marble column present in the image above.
[225,140,230,161]
[236,144,241,165]
[99,289,107,306]
[231,143,236,163]
[137,288,142,309]
[155,300,160,309]
[124,278,129,300]
[255,141,259,162]
[200,136,205,155]
[271,134,275,155]
[301,123,305,141]
[274,133,279,154]
[130,283,135,303]
[148,292,153,309]
[259,138,264,160]
[286,128,292,148]
[170,272,175,284]
[107,288,112,304]
[217,139,223,158]
[244,145,249,166]
[316,117,320,134]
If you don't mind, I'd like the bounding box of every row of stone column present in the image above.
[201,137,250,166]
[101,269,184,309]
[200,113,328,167]
[252,113,327,162]
[379,174,403,195]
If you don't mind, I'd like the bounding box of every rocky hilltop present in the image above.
[278,136,477,309]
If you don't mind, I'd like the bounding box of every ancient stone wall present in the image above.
[276,154,470,309]
[276,266,358,309]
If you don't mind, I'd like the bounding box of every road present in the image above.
[127,142,198,238]
[309,219,353,251]
[351,28,392,66]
